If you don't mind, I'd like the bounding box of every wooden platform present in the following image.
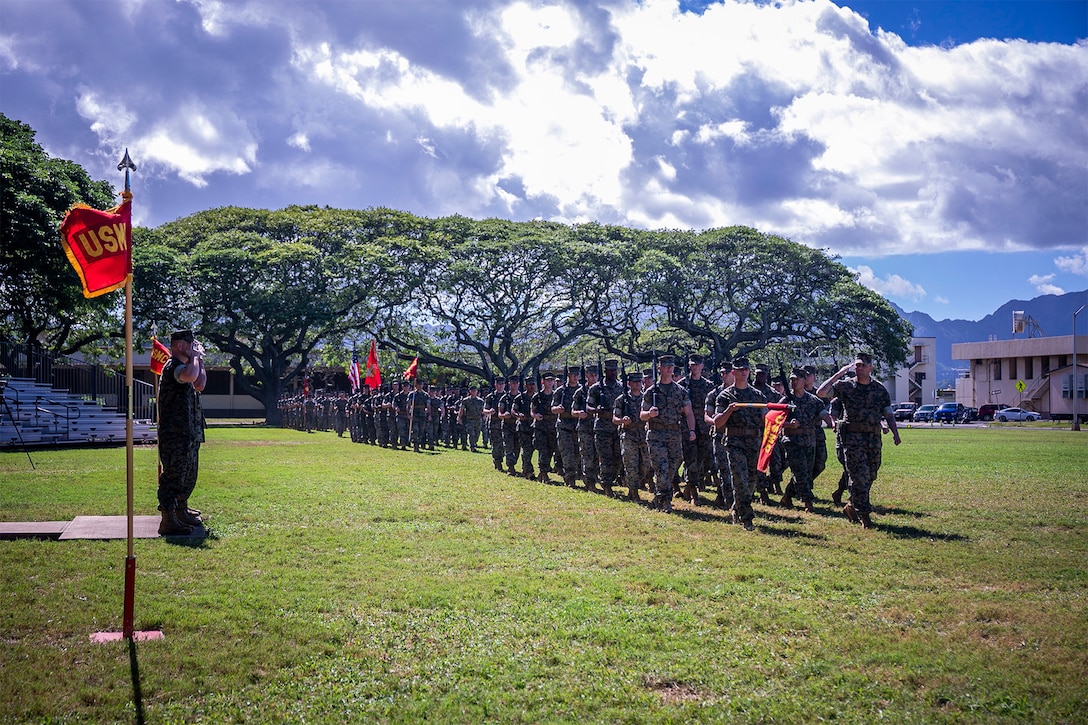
[0,516,205,540]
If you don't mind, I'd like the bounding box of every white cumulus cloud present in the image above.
[851,265,927,301]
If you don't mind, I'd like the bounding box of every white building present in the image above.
[952,334,1088,420]
[891,337,937,406]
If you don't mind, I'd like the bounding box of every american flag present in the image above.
[348,348,361,392]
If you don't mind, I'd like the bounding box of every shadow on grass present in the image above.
[875,505,929,518]
[754,524,828,541]
[164,528,218,549]
[875,522,969,541]
[128,638,146,725]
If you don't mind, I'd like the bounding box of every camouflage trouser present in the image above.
[725,438,760,525]
[712,436,733,506]
[755,442,783,494]
[502,427,520,471]
[813,427,828,481]
[556,427,579,484]
[462,419,482,449]
[534,428,558,475]
[158,434,200,511]
[376,414,389,446]
[577,429,598,484]
[410,416,428,446]
[841,432,882,514]
[595,430,621,487]
[335,412,347,436]
[490,425,505,467]
[397,416,410,447]
[518,428,536,476]
[620,434,652,493]
[683,430,713,487]
[646,429,683,499]
[784,440,817,504]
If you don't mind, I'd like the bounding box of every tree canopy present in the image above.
[1,113,120,353]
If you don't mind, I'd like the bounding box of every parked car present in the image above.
[913,404,938,422]
[933,402,966,423]
[893,403,918,421]
[994,407,1041,422]
[977,404,1004,421]
[960,407,979,423]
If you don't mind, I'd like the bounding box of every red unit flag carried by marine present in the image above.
[757,403,790,474]
[149,337,171,376]
[60,198,132,298]
[403,356,419,380]
[364,340,381,388]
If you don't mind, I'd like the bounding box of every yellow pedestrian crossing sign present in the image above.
[1016,379,1026,393]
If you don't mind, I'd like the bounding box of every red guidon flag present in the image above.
[403,356,419,380]
[149,337,171,376]
[364,340,382,388]
[60,198,132,298]
[757,403,791,474]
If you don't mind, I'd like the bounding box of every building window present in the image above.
[1025,357,1034,380]
[993,359,1002,381]
[1042,357,1051,376]
[1058,355,1068,368]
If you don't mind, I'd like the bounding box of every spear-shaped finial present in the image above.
[117,148,137,198]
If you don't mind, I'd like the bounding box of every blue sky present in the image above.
[2,0,1086,322]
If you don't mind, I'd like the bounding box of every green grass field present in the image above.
[2,426,1086,724]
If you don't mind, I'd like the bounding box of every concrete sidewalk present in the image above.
[0,516,205,540]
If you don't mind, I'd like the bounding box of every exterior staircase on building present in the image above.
[1,377,156,448]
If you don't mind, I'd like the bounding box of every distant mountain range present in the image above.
[892,290,1088,386]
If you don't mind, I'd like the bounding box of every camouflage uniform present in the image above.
[614,379,651,500]
[498,383,522,475]
[376,386,391,446]
[779,388,826,507]
[715,382,767,527]
[407,386,430,451]
[531,382,559,480]
[587,368,623,494]
[460,393,485,451]
[157,356,205,513]
[642,377,690,510]
[552,374,582,488]
[573,376,599,488]
[394,385,411,449]
[484,383,507,470]
[678,370,714,496]
[334,394,348,437]
[513,383,537,478]
[829,377,892,515]
[705,383,733,507]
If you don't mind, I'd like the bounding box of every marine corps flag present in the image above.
[757,403,791,474]
[60,198,132,298]
[149,337,171,376]
[403,356,419,380]
[364,340,381,388]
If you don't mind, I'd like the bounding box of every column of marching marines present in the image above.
[277,350,900,530]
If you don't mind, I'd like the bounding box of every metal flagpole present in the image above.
[119,149,137,640]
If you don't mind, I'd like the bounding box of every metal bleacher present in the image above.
[1,342,156,449]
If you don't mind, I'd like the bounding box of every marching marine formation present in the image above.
[275,347,903,531]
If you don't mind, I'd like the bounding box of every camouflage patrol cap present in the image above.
[658,355,676,366]
[170,330,194,342]
[719,359,733,371]
[541,371,557,380]
[732,357,751,369]
[755,363,770,373]
[803,365,817,376]
[565,365,581,375]
[790,367,807,379]
[626,371,643,382]
[688,354,704,364]
[603,359,619,370]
